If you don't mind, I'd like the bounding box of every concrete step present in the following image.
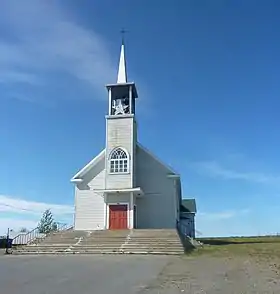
[14,244,184,251]
[42,241,80,245]
[12,249,183,256]
[17,241,183,246]
[13,229,186,256]
[131,240,182,243]
[83,237,126,241]
[18,245,183,250]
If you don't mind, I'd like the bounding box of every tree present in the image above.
[38,209,56,234]
[19,227,28,233]
[51,222,58,232]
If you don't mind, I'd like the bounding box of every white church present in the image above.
[71,43,196,234]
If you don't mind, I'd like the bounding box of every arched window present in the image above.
[109,148,129,173]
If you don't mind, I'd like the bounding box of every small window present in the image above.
[109,148,129,173]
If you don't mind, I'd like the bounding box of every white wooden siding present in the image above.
[106,193,130,203]
[105,116,136,189]
[135,145,177,229]
[74,159,105,230]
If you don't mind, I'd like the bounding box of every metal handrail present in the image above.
[12,223,73,245]
[176,219,192,237]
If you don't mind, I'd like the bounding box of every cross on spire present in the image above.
[117,29,128,83]
[120,28,128,45]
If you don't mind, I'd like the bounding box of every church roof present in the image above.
[137,142,179,176]
[181,199,197,213]
[70,149,105,182]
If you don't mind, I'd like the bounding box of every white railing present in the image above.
[12,223,73,245]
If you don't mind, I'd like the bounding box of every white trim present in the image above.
[73,186,77,229]
[106,202,130,229]
[108,146,130,175]
[71,179,83,183]
[105,117,108,189]
[130,106,134,188]
[103,193,107,229]
[173,179,178,225]
[105,114,134,120]
[108,87,112,115]
[70,149,105,182]
[106,81,136,88]
[181,212,196,215]
[108,146,130,159]
[130,192,134,229]
[129,85,133,114]
[108,171,130,175]
[94,187,143,195]
[167,174,180,179]
[137,142,179,175]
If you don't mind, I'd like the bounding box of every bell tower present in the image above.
[105,41,138,189]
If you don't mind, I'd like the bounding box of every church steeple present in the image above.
[117,43,127,84]
[105,39,138,192]
[106,41,138,116]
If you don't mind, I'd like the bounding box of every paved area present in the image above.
[0,254,279,293]
[0,255,170,294]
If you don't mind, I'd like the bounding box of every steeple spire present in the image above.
[117,36,127,84]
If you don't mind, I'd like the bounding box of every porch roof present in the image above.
[95,187,144,196]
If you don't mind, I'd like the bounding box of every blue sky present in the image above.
[1,0,280,237]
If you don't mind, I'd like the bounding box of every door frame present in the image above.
[106,202,129,229]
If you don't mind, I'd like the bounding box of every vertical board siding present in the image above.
[74,159,105,230]
[135,145,177,229]
[106,116,135,189]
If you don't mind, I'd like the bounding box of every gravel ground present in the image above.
[141,255,280,293]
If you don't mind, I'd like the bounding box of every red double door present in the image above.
[109,204,128,230]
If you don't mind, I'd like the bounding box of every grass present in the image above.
[187,236,280,259]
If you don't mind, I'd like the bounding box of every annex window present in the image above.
[109,148,129,173]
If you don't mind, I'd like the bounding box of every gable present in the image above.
[70,149,105,183]
[136,143,178,176]
[71,143,180,184]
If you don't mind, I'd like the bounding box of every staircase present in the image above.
[12,229,185,255]
[122,229,185,254]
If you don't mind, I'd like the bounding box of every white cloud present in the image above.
[0,219,38,236]
[198,211,236,220]
[195,209,259,237]
[0,0,116,100]
[192,160,280,184]
[0,195,73,216]
[197,208,250,221]
[0,195,73,235]
[0,70,42,85]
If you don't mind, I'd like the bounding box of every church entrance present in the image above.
[109,204,128,229]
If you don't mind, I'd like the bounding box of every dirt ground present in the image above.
[140,255,280,293]
[140,239,280,293]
